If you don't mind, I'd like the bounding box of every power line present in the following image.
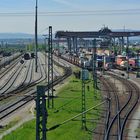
[0,8,139,16]
[0,8,140,14]
[0,13,139,17]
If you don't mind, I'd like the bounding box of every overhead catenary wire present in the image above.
[0,8,140,16]
[0,8,140,14]
[48,100,107,131]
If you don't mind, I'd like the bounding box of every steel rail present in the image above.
[0,55,22,79]
[0,60,72,120]
[0,61,27,93]
[99,76,120,140]
[105,72,139,140]
[119,81,139,140]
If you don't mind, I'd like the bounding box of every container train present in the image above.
[115,55,138,70]
[56,51,140,71]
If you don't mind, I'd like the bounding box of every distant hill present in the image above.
[112,29,140,32]
[0,33,37,39]
[0,33,45,44]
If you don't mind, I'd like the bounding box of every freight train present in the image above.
[115,55,137,70]
[54,50,139,71]
[59,53,112,70]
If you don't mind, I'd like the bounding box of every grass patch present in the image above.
[2,73,102,140]
[0,117,21,134]
[135,127,140,138]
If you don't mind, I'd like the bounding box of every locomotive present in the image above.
[23,53,30,60]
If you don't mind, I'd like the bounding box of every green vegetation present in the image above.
[135,127,140,138]
[0,44,26,53]
[26,43,64,52]
[26,44,45,52]
[0,117,21,134]
[2,73,102,140]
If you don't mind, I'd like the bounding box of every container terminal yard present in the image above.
[0,1,140,140]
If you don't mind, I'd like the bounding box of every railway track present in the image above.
[0,54,72,120]
[0,51,51,97]
[58,54,140,140]
[0,61,27,94]
[0,58,43,101]
[97,72,140,140]
[0,58,44,115]
[0,58,34,95]
[93,74,121,140]
[2,53,139,140]
[102,75,122,140]
[0,55,23,79]
[107,73,139,140]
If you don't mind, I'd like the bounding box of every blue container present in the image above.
[97,55,103,60]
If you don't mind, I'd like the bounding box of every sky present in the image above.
[0,0,140,34]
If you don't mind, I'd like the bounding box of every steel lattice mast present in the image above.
[47,26,54,108]
[36,86,48,140]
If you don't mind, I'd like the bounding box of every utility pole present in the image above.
[35,0,38,72]
[44,37,48,83]
[47,26,54,108]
